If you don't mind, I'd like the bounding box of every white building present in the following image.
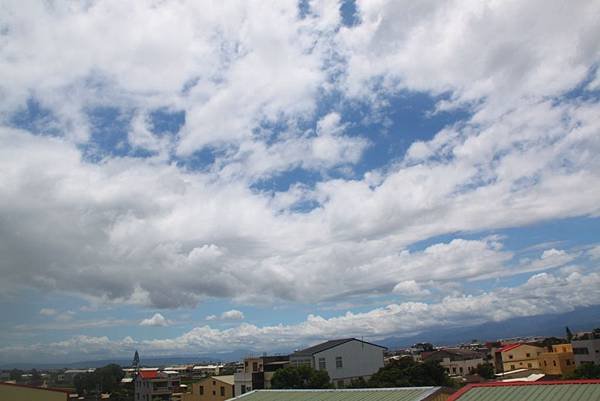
[572,335,600,366]
[289,338,386,387]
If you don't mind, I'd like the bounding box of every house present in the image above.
[422,349,485,377]
[233,355,288,395]
[446,380,600,401]
[289,338,386,388]
[0,382,70,401]
[572,331,600,366]
[495,343,545,372]
[538,343,576,376]
[182,375,234,401]
[228,388,452,401]
[135,370,181,401]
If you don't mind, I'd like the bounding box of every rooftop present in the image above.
[230,388,446,401]
[447,380,600,401]
[292,338,386,357]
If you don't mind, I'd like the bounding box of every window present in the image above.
[459,367,463,374]
[567,360,571,366]
[573,348,590,355]
[526,353,531,358]
[213,380,216,385]
[510,364,515,370]
[544,361,547,366]
[318,357,326,370]
[253,362,258,372]
[241,385,246,394]
[508,355,513,359]
[452,367,456,373]
[212,390,216,396]
[553,360,557,367]
[527,363,532,368]
[336,356,343,369]
[220,386,225,396]
[199,386,204,395]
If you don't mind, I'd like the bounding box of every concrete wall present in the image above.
[440,357,484,376]
[572,338,600,366]
[501,345,544,372]
[183,376,234,401]
[313,340,385,385]
[0,383,67,401]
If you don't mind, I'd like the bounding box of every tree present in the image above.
[271,365,332,389]
[565,363,600,379]
[475,363,495,379]
[30,369,43,386]
[566,326,574,342]
[74,364,124,395]
[368,358,452,388]
[9,369,23,382]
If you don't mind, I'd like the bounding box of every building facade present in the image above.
[497,344,545,372]
[539,344,576,376]
[422,349,485,377]
[183,375,234,401]
[234,355,289,396]
[135,370,181,401]
[289,338,386,387]
[0,383,69,401]
[572,335,600,366]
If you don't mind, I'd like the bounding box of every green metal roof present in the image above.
[452,382,600,401]
[231,388,442,401]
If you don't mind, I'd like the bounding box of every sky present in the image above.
[1,0,600,364]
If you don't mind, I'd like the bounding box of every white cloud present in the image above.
[220,309,245,320]
[3,268,600,362]
[392,280,430,298]
[39,308,57,316]
[140,313,170,327]
[206,310,245,321]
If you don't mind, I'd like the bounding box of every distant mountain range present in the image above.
[379,304,600,349]
[3,305,600,369]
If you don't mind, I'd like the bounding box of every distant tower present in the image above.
[133,350,140,373]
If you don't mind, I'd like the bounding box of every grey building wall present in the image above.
[572,338,600,366]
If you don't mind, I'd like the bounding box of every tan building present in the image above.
[422,349,485,377]
[183,375,234,401]
[498,344,545,372]
[0,382,69,401]
[539,343,576,376]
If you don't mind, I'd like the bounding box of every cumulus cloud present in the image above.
[3,268,600,362]
[206,310,245,321]
[1,0,600,363]
[140,313,170,327]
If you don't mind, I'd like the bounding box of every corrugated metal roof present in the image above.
[231,388,441,401]
[448,380,600,401]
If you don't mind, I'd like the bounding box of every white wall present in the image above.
[313,340,385,384]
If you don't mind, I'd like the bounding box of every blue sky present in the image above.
[1,0,600,364]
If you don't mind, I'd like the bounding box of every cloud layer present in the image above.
[1,0,600,361]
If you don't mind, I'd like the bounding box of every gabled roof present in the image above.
[211,375,234,385]
[230,388,446,401]
[292,338,387,357]
[447,380,600,401]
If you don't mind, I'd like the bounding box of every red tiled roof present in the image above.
[498,343,522,353]
[139,370,158,379]
[446,380,600,401]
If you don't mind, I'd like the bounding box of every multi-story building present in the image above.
[496,344,545,372]
[135,370,181,401]
[234,356,288,395]
[422,349,485,377]
[572,332,600,366]
[182,375,234,401]
[289,338,386,388]
[538,344,576,376]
